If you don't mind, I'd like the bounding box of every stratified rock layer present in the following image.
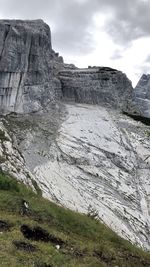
[0,19,136,114]
[5,103,149,250]
[133,74,150,118]
[58,67,133,110]
[0,19,62,113]
[0,19,150,251]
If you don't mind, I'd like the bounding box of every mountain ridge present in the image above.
[0,19,149,251]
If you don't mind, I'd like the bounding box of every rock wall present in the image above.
[58,67,133,110]
[0,19,143,116]
[133,74,150,118]
[0,19,150,119]
[0,19,62,113]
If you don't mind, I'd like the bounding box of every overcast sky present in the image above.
[0,0,150,86]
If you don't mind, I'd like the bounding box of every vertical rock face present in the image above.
[0,19,136,114]
[133,74,150,118]
[58,67,133,110]
[0,19,62,113]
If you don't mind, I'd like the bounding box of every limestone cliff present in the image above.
[0,19,135,115]
[58,67,133,111]
[0,19,149,119]
[0,19,62,113]
[133,74,150,118]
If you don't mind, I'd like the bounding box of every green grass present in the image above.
[0,171,150,267]
[0,173,20,192]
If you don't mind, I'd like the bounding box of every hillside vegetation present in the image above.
[0,172,150,267]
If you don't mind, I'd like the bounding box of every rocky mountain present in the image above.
[0,19,136,114]
[0,19,150,251]
[133,74,150,118]
[0,19,62,113]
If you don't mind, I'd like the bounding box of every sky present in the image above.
[0,0,150,86]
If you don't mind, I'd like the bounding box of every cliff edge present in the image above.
[0,19,62,113]
[0,19,135,115]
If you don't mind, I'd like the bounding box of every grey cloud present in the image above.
[134,64,150,85]
[110,49,124,60]
[0,0,150,56]
[145,55,150,63]
[0,0,100,54]
[104,0,150,44]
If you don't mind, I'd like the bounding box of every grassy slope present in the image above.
[0,172,150,267]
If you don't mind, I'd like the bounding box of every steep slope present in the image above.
[0,118,34,185]
[2,102,150,250]
[0,172,150,267]
[32,104,150,250]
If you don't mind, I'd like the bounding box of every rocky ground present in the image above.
[1,102,149,250]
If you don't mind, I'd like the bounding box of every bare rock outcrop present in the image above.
[133,74,150,119]
[0,19,62,113]
[0,19,139,115]
[0,19,150,120]
[58,67,133,111]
